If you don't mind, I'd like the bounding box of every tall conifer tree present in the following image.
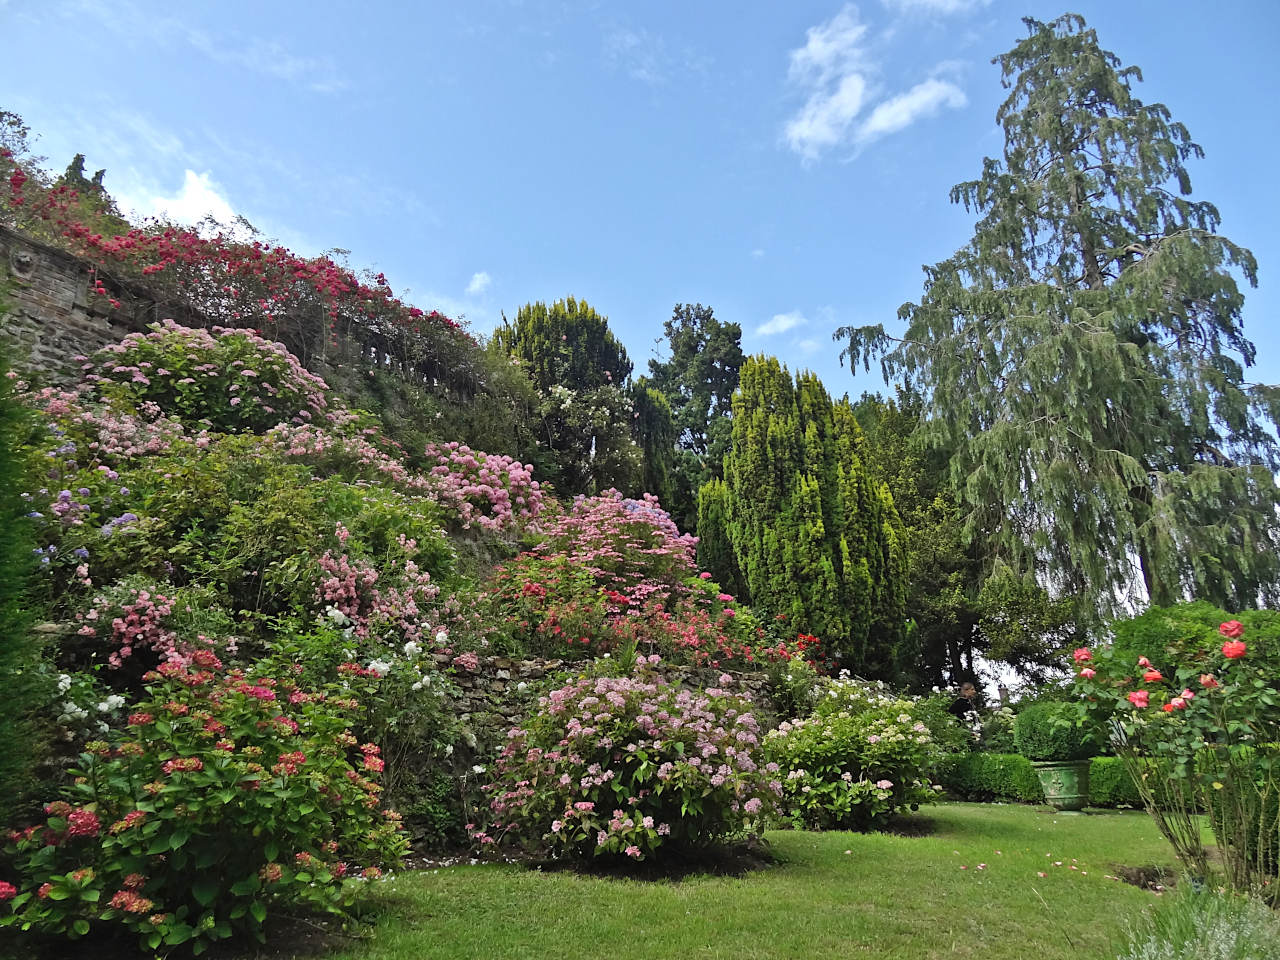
[699,356,905,676]
[838,14,1280,618]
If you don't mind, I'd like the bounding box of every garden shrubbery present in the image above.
[765,676,942,830]
[478,657,780,862]
[0,655,406,953]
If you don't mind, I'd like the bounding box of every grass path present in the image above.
[309,804,1176,960]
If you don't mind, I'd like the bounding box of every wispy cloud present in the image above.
[63,0,345,93]
[603,27,667,86]
[783,4,969,161]
[796,338,821,355]
[881,0,991,15]
[466,271,492,296]
[758,311,808,337]
[751,248,765,259]
[856,77,966,145]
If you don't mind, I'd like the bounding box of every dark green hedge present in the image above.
[938,753,1142,807]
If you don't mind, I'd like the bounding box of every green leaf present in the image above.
[72,919,90,937]
[191,877,219,907]
[250,901,267,925]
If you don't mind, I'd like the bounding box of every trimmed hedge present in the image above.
[939,753,1142,808]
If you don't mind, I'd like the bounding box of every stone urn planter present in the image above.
[1013,702,1098,813]
[1031,759,1091,812]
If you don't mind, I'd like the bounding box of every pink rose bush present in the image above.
[0,655,406,952]
[765,675,942,831]
[477,658,778,862]
[1073,622,1280,890]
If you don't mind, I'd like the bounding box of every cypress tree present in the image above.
[702,356,905,675]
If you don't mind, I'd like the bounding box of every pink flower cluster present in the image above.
[481,657,777,861]
[315,531,441,644]
[424,442,544,532]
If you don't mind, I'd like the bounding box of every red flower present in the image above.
[1200,674,1219,689]
[1222,640,1247,660]
[1127,690,1150,709]
[1219,620,1244,639]
[1162,703,1175,713]
[0,881,15,901]
[1072,648,1092,663]
[1142,669,1163,683]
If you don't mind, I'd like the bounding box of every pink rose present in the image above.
[1222,640,1247,660]
[1127,690,1150,709]
[1079,667,1096,679]
[1072,648,1092,663]
[1219,620,1244,639]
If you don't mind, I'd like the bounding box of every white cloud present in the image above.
[856,77,967,145]
[786,73,870,161]
[881,0,991,14]
[783,4,969,160]
[603,27,666,86]
[751,248,765,259]
[116,169,237,227]
[796,338,821,355]
[466,271,492,296]
[758,311,808,337]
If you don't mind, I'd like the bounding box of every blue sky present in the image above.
[3,0,1278,399]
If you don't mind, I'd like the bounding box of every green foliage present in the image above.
[836,13,1280,621]
[765,676,942,830]
[1111,602,1280,677]
[630,379,676,508]
[0,351,50,817]
[1075,623,1280,889]
[479,660,777,862]
[939,752,1045,803]
[938,753,1141,807]
[646,304,744,530]
[1118,888,1280,960]
[492,298,641,497]
[0,657,407,954]
[84,321,333,435]
[1012,701,1096,762]
[700,357,906,675]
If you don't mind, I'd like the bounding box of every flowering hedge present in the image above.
[478,658,780,862]
[423,442,544,533]
[0,653,406,953]
[765,676,942,830]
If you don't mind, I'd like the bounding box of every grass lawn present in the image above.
[288,803,1177,960]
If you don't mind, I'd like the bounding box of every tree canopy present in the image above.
[837,13,1280,620]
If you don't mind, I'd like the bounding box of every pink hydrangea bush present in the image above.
[764,676,942,831]
[0,655,406,952]
[478,658,779,862]
[80,320,332,434]
[530,491,698,611]
[423,442,544,533]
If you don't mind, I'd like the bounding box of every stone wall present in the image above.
[0,226,158,379]
[435,652,780,738]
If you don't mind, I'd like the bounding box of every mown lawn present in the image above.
[286,803,1176,960]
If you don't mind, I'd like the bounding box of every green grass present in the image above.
[295,804,1177,960]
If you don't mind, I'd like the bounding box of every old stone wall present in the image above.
[0,226,159,379]
[434,652,780,739]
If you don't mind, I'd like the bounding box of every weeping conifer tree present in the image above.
[838,14,1280,618]
[697,356,906,677]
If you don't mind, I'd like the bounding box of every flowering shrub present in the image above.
[530,491,698,611]
[423,442,544,533]
[0,654,406,952]
[479,658,779,862]
[765,676,941,830]
[81,321,332,434]
[1073,622,1280,890]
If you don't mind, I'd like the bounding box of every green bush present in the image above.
[0,654,407,953]
[1111,601,1280,678]
[765,676,942,830]
[1118,888,1280,960]
[1013,701,1096,761]
[0,357,50,819]
[938,753,1044,803]
[938,754,1142,807]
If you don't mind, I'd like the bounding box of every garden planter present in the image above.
[1032,760,1091,811]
